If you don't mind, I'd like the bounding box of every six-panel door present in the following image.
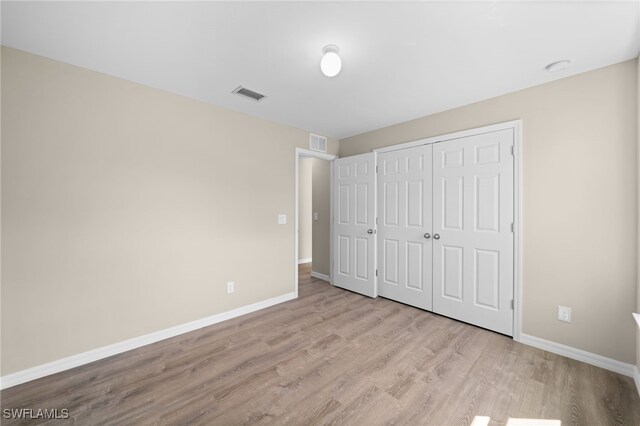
[331,129,515,336]
[377,145,433,310]
[332,152,377,298]
[432,129,514,335]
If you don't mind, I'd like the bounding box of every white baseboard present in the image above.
[310,271,330,282]
[634,366,640,397]
[0,292,297,390]
[519,333,635,377]
[297,258,312,264]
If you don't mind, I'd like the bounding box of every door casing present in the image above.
[294,148,338,298]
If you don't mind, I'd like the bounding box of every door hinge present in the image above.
[376,165,379,173]
[511,223,514,232]
[511,145,515,156]
[376,269,378,276]
[511,299,514,310]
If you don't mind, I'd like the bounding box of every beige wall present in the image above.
[341,60,638,364]
[298,158,312,261]
[0,47,338,375]
[311,159,330,276]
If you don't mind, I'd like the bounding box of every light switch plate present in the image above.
[278,214,287,225]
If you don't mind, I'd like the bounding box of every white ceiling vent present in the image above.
[309,133,327,153]
[232,86,266,102]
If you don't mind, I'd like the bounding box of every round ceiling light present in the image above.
[320,45,342,77]
[545,60,571,73]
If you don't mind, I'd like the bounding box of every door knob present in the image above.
[367,229,374,234]
[424,233,431,239]
[433,234,440,240]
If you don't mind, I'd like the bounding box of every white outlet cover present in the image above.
[278,214,287,225]
[558,305,571,323]
[313,212,319,221]
[226,281,235,294]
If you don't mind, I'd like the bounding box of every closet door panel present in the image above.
[377,145,433,311]
[432,129,514,335]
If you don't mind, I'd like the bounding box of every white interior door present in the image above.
[332,152,377,298]
[378,145,433,310]
[432,129,514,335]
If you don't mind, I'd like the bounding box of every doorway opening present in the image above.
[294,148,337,297]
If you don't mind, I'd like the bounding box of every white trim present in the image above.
[297,258,312,264]
[310,271,331,282]
[372,120,523,339]
[0,292,296,390]
[294,148,337,297]
[296,147,336,162]
[519,333,635,377]
[633,313,640,328]
[513,120,523,341]
[374,151,378,295]
[373,120,522,154]
[294,150,299,297]
[329,160,334,285]
[634,366,640,397]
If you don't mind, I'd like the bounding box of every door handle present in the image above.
[433,234,440,240]
[367,229,374,234]
[424,233,431,239]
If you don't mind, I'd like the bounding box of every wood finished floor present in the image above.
[2,264,639,425]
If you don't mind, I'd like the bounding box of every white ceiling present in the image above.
[2,1,639,139]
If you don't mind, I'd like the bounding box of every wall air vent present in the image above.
[232,86,266,102]
[309,133,327,153]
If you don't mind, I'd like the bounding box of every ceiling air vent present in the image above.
[232,86,266,102]
[309,133,327,153]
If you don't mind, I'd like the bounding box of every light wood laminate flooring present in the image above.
[2,264,639,425]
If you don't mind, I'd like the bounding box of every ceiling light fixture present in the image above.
[545,60,571,73]
[320,45,342,77]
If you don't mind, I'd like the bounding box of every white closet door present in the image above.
[378,145,433,310]
[332,153,377,298]
[432,129,514,335]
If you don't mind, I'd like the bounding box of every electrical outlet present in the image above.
[313,212,319,221]
[558,305,571,323]
[226,281,235,294]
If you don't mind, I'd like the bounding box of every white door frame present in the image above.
[294,148,338,297]
[373,119,523,341]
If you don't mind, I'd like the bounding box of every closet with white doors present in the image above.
[333,123,517,336]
